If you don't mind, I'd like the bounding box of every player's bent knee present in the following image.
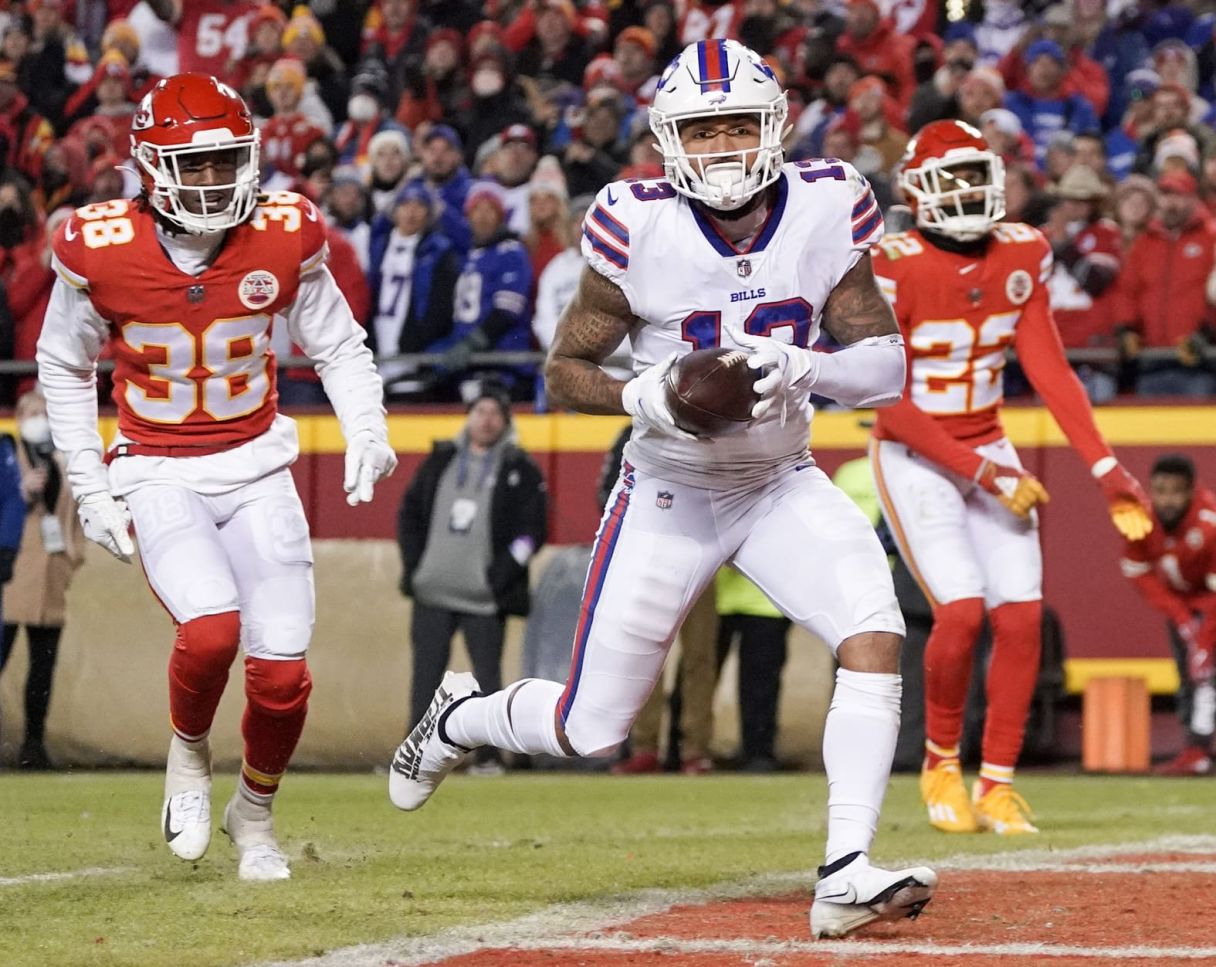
[838,630,903,673]
[561,719,629,759]
[174,611,241,671]
[935,597,986,635]
[244,656,312,716]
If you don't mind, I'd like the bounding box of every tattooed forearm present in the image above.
[545,267,636,414]
[821,254,899,345]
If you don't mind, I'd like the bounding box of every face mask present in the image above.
[347,93,379,123]
[19,415,50,446]
[472,69,504,98]
[0,206,24,248]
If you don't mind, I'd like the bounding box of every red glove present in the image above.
[1092,458,1153,541]
[976,460,1050,518]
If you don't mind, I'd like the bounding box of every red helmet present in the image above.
[899,119,1005,242]
[130,73,261,234]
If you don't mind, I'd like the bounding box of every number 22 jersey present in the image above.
[580,159,884,489]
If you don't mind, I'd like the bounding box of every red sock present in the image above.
[980,600,1042,786]
[240,656,312,804]
[167,612,241,740]
[924,597,985,753]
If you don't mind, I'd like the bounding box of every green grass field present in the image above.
[2,768,1211,967]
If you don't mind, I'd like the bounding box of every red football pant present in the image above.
[923,597,985,752]
[982,600,1042,769]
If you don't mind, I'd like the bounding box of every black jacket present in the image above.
[398,439,547,616]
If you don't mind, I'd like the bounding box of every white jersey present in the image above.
[580,159,884,489]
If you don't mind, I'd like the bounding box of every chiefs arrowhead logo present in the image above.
[238,270,280,310]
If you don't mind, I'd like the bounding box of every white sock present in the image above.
[822,668,901,866]
[443,679,568,757]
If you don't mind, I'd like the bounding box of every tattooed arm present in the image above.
[544,266,636,415]
[820,254,900,345]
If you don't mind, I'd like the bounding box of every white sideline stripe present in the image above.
[0,865,132,887]
[257,835,1216,967]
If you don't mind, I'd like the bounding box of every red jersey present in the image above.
[50,191,327,449]
[1049,217,1123,349]
[259,112,326,180]
[872,224,1112,482]
[1122,487,1216,626]
[176,0,258,76]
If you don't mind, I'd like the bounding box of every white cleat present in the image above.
[222,796,290,881]
[162,736,212,861]
[389,671,480,811]
[811,852,937,939]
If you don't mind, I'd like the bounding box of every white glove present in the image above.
[78,492,135,563]
[620,351,698,441]
[344,431,398,506]
[734,331,814,425]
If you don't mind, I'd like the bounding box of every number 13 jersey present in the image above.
[581,159,883,489]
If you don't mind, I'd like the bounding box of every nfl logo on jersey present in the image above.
[736,258,752,279]
[656,491,674,510]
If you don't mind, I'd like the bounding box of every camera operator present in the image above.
[0,388,80,769]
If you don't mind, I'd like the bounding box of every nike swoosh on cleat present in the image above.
[164,805,181,842]
[606,188,618,205]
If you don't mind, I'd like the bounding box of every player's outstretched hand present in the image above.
[1093,458,1153,541]
[976,460,1050,518]
[735,332,812,425]
[344,431,398,506]
[78,492,135,563]
[621,352,698,441]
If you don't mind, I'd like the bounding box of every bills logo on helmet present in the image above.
[1005,269,1033,305]
[239,270,279,310]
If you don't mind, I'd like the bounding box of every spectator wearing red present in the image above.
[834,0,917,111]
[230,3,287,95]
[1114,170,1216,397]
[678,0,744,46]
[282,5,348,128]
[145,0,258,77]
[0,60,52,182]
[523,154,568,289]
[361,0,430,104]
[1121,455,1216,775]
[1043,165,1123,357]
[10,205,70,399]
[31,138,87,216]
[998,4,1109,118]
[64,53,135,163]
[396,28,470,132]
[259,58,327,186]
[1114,174,1158,247]
[468,20,507,61]
[516,0,593,89]
[503,0,605,55]
[614,26,658,105]
[0,178,48,393]
[848,74,907,176]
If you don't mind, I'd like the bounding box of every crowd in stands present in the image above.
[4,0,1216,403]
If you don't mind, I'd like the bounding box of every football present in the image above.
[664,347,760,436]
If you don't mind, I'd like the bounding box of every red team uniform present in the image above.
[175,1,258,76]
[870,121,1151,835]
[1122,483,1216,770]
[36,75,395,881]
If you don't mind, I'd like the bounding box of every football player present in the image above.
[1122,454,1216,775]
[869,120,1152,835]
[36,75,396,880]
[391,39,936,940]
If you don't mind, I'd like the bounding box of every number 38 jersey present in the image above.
[49,192,326,449]
[581,159,884,489]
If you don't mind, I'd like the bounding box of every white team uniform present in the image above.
[563,161,904,753]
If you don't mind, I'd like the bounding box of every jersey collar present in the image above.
[690,172,788,258]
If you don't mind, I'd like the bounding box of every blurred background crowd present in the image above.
[4,0,1216,405]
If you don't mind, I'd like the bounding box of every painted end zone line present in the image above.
[0,866,132,888]
[257,835,1216,967]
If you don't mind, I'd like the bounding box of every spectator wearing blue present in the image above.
[0,423,25,757]
[409,124,473,254]
[367,182,463,399]
[1106,69,1161,182]
[435,181,534,398]
[1005,40,1100,169]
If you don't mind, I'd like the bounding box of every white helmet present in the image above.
[649,39,788,212]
